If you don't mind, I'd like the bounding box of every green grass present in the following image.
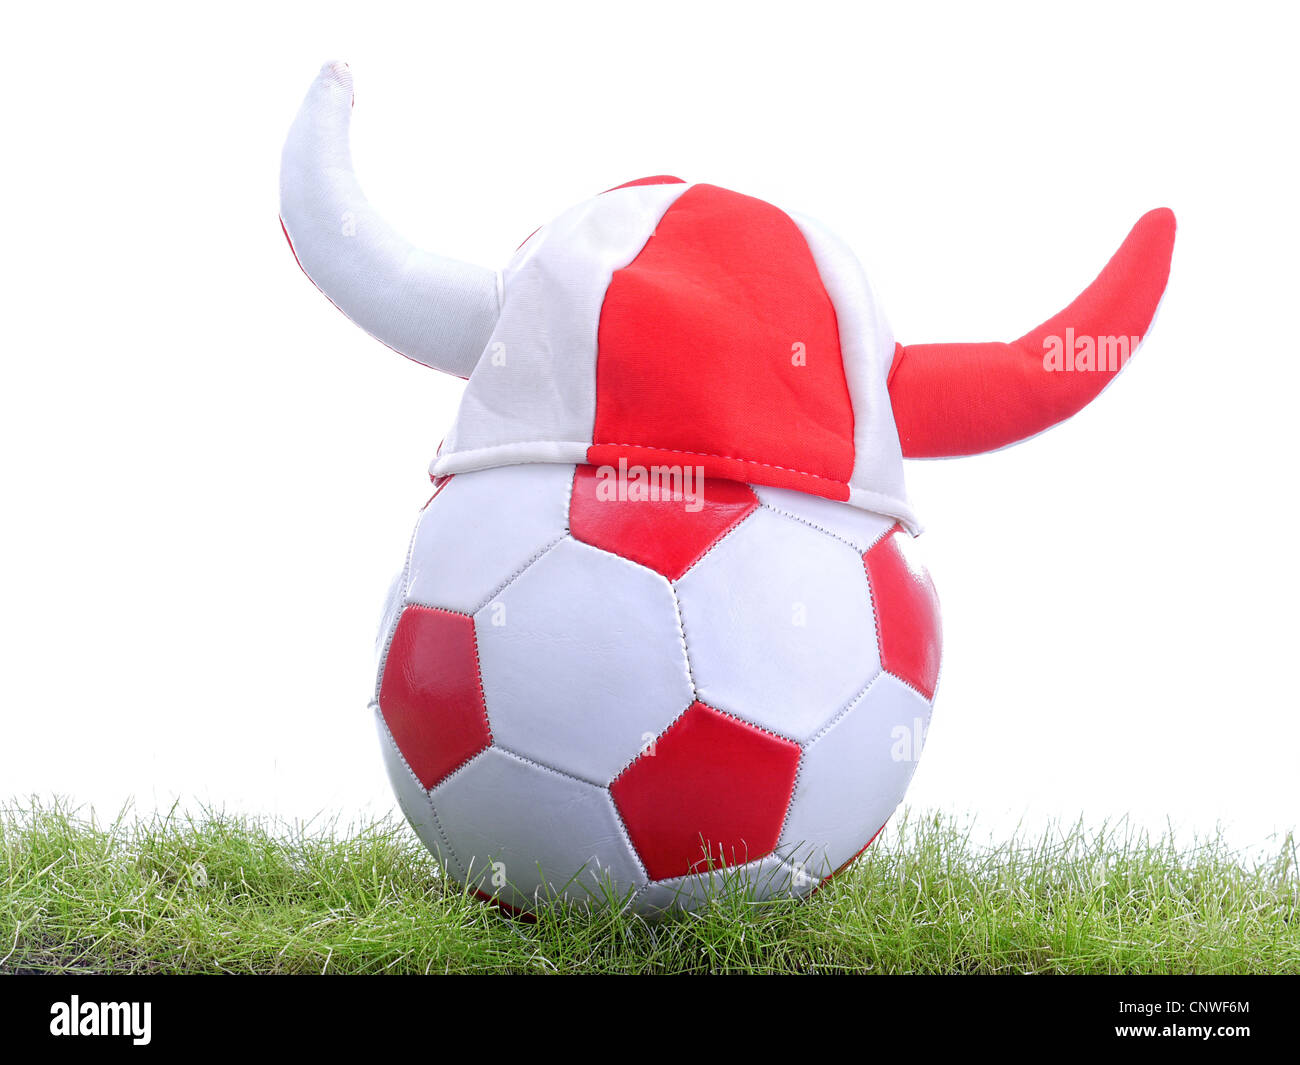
[2,799,1296,974]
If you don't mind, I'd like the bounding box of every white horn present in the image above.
[279,61,499,377]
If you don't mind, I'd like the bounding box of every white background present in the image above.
[3,1,1297,852]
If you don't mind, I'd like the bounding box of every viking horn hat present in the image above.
[280,63,1175,532]
[888,209,1175,458]
[279,61,499,377]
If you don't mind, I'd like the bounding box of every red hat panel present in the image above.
[591,184,857,498]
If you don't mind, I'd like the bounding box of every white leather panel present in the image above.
[375,566,406,668]
[474,537,694,784]
[432,746,645,910]
[674,506,880,742]
[373,705,462,878]
[405,464,574,616]
[776,672,931,877]
[753,485,897,554]
[632,855,818,916]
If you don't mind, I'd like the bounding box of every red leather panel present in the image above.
[568,464,758,580]
[378,606,492,789]
[610,701,801,881]
[863,528,942,700]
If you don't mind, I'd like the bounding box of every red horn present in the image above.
[887,208,1176,458]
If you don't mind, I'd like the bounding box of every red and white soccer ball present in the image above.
[372,463,940,915]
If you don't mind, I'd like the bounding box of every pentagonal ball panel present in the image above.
[863,527,942,700]
[378,606,492,790]
[569,464,758,580]
[611,700,801,880]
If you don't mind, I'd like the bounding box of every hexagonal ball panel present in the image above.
[405,463,573,616]
[372,706,461,878]
[632,855,817,915]
[474,537,693,784]
[776,672,931,877]
[674,506,880,741]
[431,747,646,910]
[378,605,491,789]
[610,700,801,881]
[753,485,896,554]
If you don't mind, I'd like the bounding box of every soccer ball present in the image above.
[279,63,1174,919]
[372,462,941,915]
